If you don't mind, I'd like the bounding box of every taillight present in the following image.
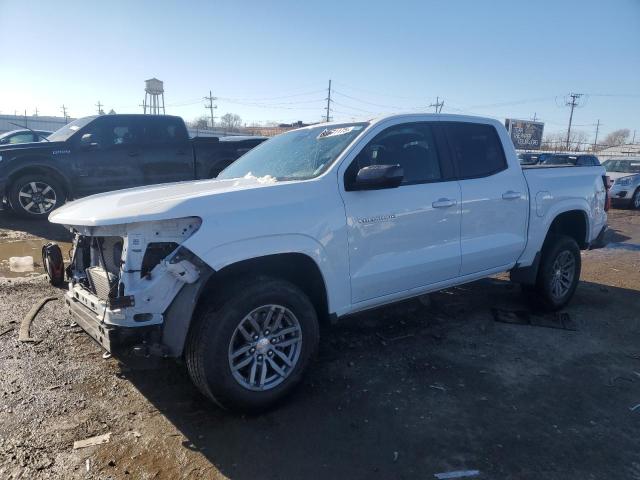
[602,175,611,211]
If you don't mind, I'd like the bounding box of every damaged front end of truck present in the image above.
[58,217,212,356]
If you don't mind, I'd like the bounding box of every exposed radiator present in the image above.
[85,267,116,301]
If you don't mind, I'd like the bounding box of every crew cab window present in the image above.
[83,118,142,147]
[146,117,188,143]
[445,123,507,179]
[348,123,443,185]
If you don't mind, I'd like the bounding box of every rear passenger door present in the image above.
[140,117,193,185]
[444,122,528,275]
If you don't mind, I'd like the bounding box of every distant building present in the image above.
[0,114,71,134]
[596,143,640,161]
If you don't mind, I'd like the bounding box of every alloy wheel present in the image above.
[18,181,57,215]
[550,250,575,299]
[228,304,303,391]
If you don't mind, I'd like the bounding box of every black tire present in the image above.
[8,174,66,219]
[630,188,640,210]
[185,276,319,412]
[526,234,581,311]
[42,243,65,287]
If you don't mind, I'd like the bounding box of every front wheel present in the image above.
[631,188,640,210]
[8,174,66,219]
[185,277,319,412]
[526,234,581,311]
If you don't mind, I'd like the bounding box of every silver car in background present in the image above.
[604,158,640,209]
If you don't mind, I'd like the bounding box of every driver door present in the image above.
[340,121,462,304]
[71,116,146,196]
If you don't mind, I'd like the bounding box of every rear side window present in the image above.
[146,117,188,143]
[445,123,507,179]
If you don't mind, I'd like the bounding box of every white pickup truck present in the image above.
[49,114,609,411]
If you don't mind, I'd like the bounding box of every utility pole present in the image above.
[96,101,104,115]
[33,107,39,117]
[593,119,600,149]
[204,90,217,129]
[325,79,332,122]
[429,96,444,114]
[565,93,582,150]
[532,112,538,122]
[633,130,637,144]
[61,105,68,123]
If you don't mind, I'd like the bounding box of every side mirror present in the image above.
[0,138,7,144]
[351,164,404,190]
[80,133,99,149]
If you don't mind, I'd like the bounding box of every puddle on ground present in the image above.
[0,238,73,278]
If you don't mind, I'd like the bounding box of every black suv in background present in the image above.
[0,114,266,218]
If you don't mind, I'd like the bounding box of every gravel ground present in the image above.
[0,209,639,480]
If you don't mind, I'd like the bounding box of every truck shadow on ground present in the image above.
[120,277,640,480]
[0,210,72,242]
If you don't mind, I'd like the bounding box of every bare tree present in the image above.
[190,116,210,130]
[541,130,589,151]
[601,129,631,147]
[220,113,242,132]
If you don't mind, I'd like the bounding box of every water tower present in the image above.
[143,78,165,114]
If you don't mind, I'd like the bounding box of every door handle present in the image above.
[128,151,140,157]
[432,198,457,208]
[502,191,522,200]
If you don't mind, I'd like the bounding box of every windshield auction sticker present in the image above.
[317,126,362,139]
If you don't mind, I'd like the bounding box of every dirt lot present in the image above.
[1,209,639,480]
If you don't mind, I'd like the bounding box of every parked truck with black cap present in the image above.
[48,113,609,411]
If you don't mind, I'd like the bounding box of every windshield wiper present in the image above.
[9,122,50,141]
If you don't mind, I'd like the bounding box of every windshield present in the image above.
[218,123,368,181]
[47,117,96,142]
[603,159,640,174]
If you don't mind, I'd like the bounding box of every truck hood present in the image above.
[48,176,282,227]
[607,172,637,181]
[0,141,65,153]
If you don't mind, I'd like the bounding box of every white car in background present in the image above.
[604,158,640,209]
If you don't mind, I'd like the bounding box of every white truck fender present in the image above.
[189,234,350,315]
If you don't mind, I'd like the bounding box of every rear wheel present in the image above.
[525,234,581,311]
[185,277,319,412]
[8,174,66,219]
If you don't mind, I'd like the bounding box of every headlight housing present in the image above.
[615,177,633,186]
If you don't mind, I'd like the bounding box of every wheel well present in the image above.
[199,253,330,323]
[547,210,588,249]
[7,167,70,198]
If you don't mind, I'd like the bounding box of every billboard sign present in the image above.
[505,118,544,150]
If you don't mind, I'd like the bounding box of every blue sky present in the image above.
[0,0,638,139]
